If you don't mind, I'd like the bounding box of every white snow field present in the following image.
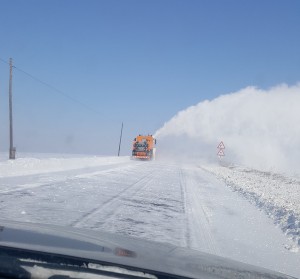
[0,154,300,278]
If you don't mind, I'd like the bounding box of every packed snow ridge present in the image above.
[201,163,300,251]
[0,153,129,178]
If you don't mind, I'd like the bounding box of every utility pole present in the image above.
[9,58,16,159]
[117,122,123,156]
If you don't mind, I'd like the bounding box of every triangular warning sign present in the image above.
[217,149,225,156]
[217,141,225,149]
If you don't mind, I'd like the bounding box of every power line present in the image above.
[0,57,9,65]
[0,57,102,116]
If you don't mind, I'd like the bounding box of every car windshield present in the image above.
[0,1,300,278]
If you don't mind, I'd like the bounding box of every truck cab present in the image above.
[132,135,156,160]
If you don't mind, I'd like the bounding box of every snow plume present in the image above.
[155,84,300,174]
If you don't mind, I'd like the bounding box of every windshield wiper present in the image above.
[0,246,160,279]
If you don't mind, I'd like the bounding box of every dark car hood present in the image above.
[0,219,295,279]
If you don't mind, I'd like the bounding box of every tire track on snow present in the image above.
[71,170,156,228]
[181,167,220,255]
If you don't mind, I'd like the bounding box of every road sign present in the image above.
[217,149,225,156]
[217,141,225,160]
[217,141,225,149]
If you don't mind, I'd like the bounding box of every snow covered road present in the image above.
[0,156,300,277]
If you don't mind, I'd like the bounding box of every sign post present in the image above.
[217,141,225,161]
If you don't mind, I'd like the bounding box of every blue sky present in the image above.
[0,0,299,155]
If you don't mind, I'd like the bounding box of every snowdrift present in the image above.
[0,153,129,177]
[202,163,300,251]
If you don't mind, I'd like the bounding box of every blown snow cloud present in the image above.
[155,84,300,174]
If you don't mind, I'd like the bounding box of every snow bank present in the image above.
[155,84,300,175]
[0,153,129,177]
[201,163,300,250]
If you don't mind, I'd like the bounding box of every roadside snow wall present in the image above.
[201,164,300,251]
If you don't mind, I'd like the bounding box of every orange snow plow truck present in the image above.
[132,135,156,160]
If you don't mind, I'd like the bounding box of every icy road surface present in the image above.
[0,156,300,278]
